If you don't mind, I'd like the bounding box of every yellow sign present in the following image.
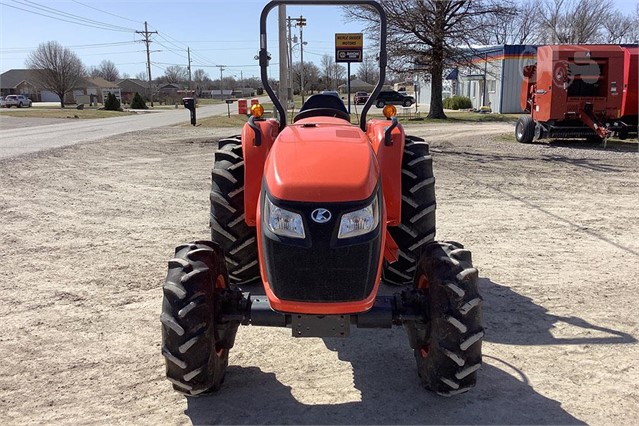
[335,33,363,48]
[335,33,363,63]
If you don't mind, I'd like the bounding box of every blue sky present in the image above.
[1,0,637,80]
[0,0,372,79]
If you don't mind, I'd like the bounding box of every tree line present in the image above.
[346,0,638,118]
[26,0,637,111]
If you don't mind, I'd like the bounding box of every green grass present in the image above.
[493,132,515,142]
[195,98,225,105]
[184,107,521,128]
[0,108,136,119]
[178,114,250,128]
[491,132,639,150]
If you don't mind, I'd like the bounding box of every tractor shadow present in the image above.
[479,277,636,346]
[182,276,635,424]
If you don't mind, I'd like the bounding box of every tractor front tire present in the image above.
[210,137,260,285]
[413,241,483,396]
[515,115,535,143]
[384,136,436,285]
[161,241,239,395]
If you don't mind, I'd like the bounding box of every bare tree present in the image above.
[319,54,346,90]
[87,65,101,79]
[291,61,321,94]
[97,60,120,82]
[346,0,510,119]
[193,69,209,85]
[356,55,380,84]
[602,9,636,43]
[26,41,85,108]
[163,65,188,84]
[474,2,543,45]
[538,0,614,43]
[135,71,147,81]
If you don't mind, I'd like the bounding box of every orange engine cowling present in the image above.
[256,116,386,315]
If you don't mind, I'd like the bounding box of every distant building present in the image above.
[0,69,38,98]
[418,45,538,113]
[116,78,150,102]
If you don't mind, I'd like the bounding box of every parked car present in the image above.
[373,90,414,108]
[4,94,32,108]
[320,90,340,98]
[354,91,369,105]
[0,96,5,108]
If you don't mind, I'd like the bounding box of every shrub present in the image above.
[104,93,121,111]
[130,92,147,109]
[443,95,472,110]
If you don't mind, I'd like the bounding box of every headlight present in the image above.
[338,196,379,239]
[264,197,305,239]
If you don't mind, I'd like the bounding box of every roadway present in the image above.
[0,100,263,159]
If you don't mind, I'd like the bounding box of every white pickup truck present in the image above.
[4,94,32,108]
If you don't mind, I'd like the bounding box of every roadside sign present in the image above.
[335,33,363,63]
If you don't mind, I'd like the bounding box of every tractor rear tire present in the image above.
[383,136,436,285]
[413,241,483,396]
[161,241,239,395]
[515,115,534,143]
[210,137,260,285]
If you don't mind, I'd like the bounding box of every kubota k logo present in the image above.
[311,208,331,223]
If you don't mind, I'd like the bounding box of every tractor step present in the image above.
[219,289,427,338]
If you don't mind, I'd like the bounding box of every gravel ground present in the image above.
[0,122,637,425]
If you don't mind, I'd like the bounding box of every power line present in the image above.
[0,41,140,52]
[4,0,135,32]
[70,0,142,25]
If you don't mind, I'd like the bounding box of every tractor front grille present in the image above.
[261,187,381,303]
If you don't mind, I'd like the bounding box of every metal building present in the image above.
[418,45,538,114]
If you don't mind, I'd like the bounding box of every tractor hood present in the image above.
[263,117,380,203]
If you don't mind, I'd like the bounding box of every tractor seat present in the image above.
[293,93,350,122]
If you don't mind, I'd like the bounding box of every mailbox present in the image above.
[182,97,195,110]
[182,97,196,126]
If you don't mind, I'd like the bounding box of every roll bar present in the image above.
[259,0,387,131]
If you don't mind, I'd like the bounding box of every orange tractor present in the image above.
[516,44,638,143]
[161,0,483,396]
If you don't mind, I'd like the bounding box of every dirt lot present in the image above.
[0,121,637,425]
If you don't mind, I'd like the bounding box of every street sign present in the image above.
[335,33,363,63]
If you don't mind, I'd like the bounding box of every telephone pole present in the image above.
[287,16,294,104]
[216,65,226,98]
[278,5,288,108]
[136,21,157,107]
[295,16,307,103]
[187,47,193,97]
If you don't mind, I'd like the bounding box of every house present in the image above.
[337,78,374,94]
[116,78,150,102]
[202,89,233,100]
[417,45,538,113]
[0,69,38,99]
[86,77,119,104]
[393,81,418,96]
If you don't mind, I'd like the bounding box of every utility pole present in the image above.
[187,47,193,98]
[278,5,288,110]
[287,16,293,105]
[136,21,157,107]
[216,65,226,99]
[295,16,307,103]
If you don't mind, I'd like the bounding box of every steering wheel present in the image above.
[293,108,350,123]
